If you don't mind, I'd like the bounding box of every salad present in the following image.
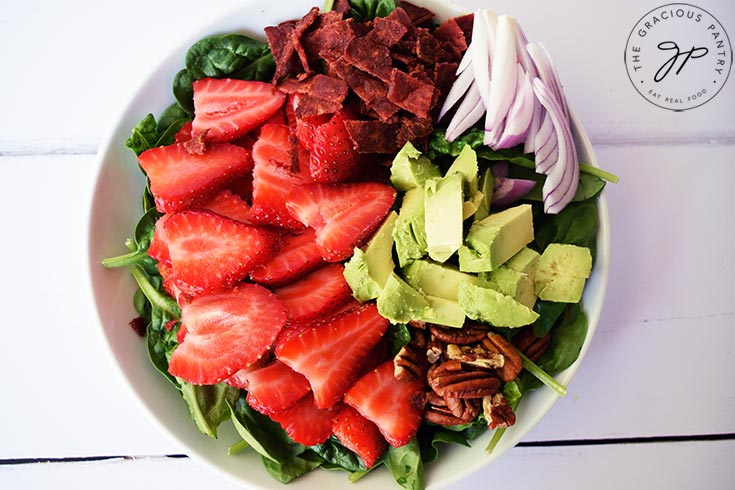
[101,1,617,489]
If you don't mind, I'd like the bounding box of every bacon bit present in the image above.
[129,317,147,337]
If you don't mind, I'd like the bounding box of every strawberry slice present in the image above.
[273,263,353,323]
[286,182,396,261]
[192,78,286,143]
[344,361,426,447]
[164,210,279,295]
[268,394,336,446]
[223,356,270,390]
[245,360,312,415]
[168,283,287,385]
[294,113,330,152]
[332,405,388,468]
[249,229,324,287]
[148,214,172,266]
[138,142,252,214]
[308,108,362,183]
[198,189,252,223]
[275,303,389,408]
[174,121,193,143]
[250,123,308,229]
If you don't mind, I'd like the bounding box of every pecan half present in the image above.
[481,333,523,382]
[446,343,504,370]
[424,392,480,426]
[513,329,551,362]
[394,328,430,381]
[429,321,489,345]
[427,360,500,398]
[483,393,516,429]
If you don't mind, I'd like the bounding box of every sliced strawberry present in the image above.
[344,361,426,447]
[268,394,336,446]
[168,283,287,385]
[250,123,308,229]
[245,360,312,415]
[308,108,362,183]
[273,263,353,323]
[250,229,324,287]
[138,142,252,214]
[276,303,389,408]
[174,121,193,143]
[192,78,286,143]
[164,210,279,295]
[148,214,172,266]
[332,405,388,468]
[198,189,252,223]
[286,182,396,261]
[295,113,330,152]
[223,356,270,390]
[156,261,184,302]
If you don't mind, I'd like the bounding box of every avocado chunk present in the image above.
[458,282,539,328]
[420,295,466,328]
[458,204,534,273]
[446,144,479,196]
[402,259,477,300]
[343,211,398,301]
[534,243,593,303]
[377,272,432,324]
[479,267,536,309]
[425,172,464,263]
[390,141,441,191]
[473,168,494,222]
[393,187,428,267]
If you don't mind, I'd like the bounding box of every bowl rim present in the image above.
[85,1,610,488]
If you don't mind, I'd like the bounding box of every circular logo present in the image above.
[625,3,733,111]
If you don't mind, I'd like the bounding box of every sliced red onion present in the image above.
[444,79,485,141]
[493,67,534,149]
[471,9,497,109]
[492,177,537,208]
[491,161,509,178]
[532,78,578,214]
[483,16,517,140]
[534,111,557,174]
[527,42,569,120]
[438,52,475,122]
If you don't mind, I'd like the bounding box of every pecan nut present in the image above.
[394,329,430,381]
[513,329,551,362]
[446,343,504,370]
[483,393,516,430]
[481,333,523,382]
[424,392,481,426]
[427,360,500,398]
[429,321,489,345]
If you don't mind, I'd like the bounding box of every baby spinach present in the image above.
[538,303,588,375]
[173,34,275,114]
[180,381,239,438]
[348,0,397,21]
[534,200,599,260]
[262,450,323,483]
[125,108,190,156]
[384,438,425,490]
[312,437,365,472]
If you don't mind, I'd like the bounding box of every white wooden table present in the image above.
[1,0,733,488]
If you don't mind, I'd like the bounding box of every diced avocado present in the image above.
[458,204,534,273]
[393,187,428,267]
[474,167,494,222]
[534,243,593,303]
[425,172,464,263]
[504,246,541,275]
[479,267,536,309]
[458,282,539,328]
[402,259,477,300]
[343,211,398,301]
[420,295,466,328]
[390,141,441,191]
[462,190,485,220]
[377,272,432,324]
[446,144,479,196]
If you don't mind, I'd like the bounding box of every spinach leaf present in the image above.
[534,200,598,259]
[312,437,365,472]
[384,438,425,490]
[539,303,588,375]
[348,0,397,21]
[532,300,567,338]
[230,395,304,463]
[385,323,412,356]
[179,382,239,438]
[101,208,160,271]
[173,34,275,114]
[417,425,470,464]
[125,110,191,156]
[262,450,323,483]
[146,310,180,388]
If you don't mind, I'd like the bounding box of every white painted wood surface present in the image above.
[1,0,733,489]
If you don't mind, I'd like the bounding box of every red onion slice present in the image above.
[532,78,578,214]
[445,80,485,142]
[471,9,497,109]
[483,16,518,137]
[438,53,476,122]
[492,177,537,208]
[493,67,534,149]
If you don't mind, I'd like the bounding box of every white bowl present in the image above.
[87,0,610,488]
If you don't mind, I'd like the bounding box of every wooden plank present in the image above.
[1,440,732,489]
